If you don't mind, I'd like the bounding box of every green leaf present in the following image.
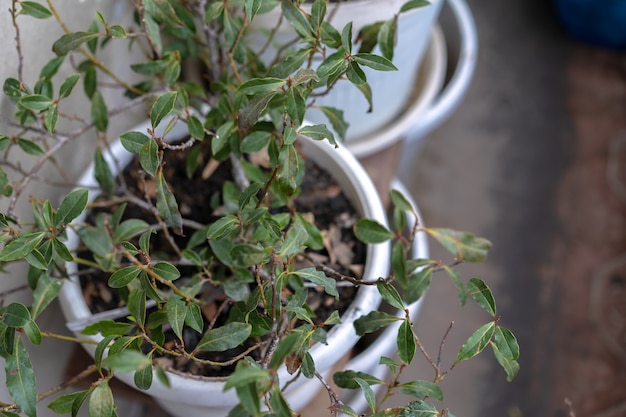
[48,390,90,415]
[82,320,135,337]
[165,296,186,341]
[224,361,270,391]
[268,332,301,370]
[56,188,88,226]
[23,321,42,345]
[378,19,397,61]
[244,0,263,21]
[425,228,492,262]
[353,53,398,71]
[84,66,97,99]
[294,268,338,298]
[134,360,153,390]
[355,377,376,412]
[378,283,405,311]
[490,341,520,382]
[2,303,31,328]
[238,92,276,132]
[286,87,306,126]
[16,139,44,156]
[277,219,308,257]
[114,219,149,243]
[238,78,286,95]
[18,94,53,111]
[493,326,520,360]
[277,143,300,196]
[128,288,146,327]
[298,124,337,147]
[94,148,115,194]
[108,265,141,288]
[150,91,177,128]
[139,139,159,176]
[281,0,312,37]
[310,0,327,31]
[269,48,311,79]
[0,232,45,262]
[59,74,80,99]
[346,61,367,85]
[20,2,53,18]
[405,266,432,304]
[456,322,496,362]
[212,120,233,156]
[44,105,58,132]
[399,400,439,417]
[397,319,416,364]
[156,171,183,234]
[467,278,496,316]
[333,370,383,389]
[187,115,205,140]
[230,244,266,268]
[52,237,73,262]
[185,303,203,333]
[5,339,37,417]
[120,131,149,154]
[31,275,63,319]
[104,350,151,373]
[341,22,353,53]
[399,380,443,401]
[89,381,114,417]
[195,322,251,352]
[25,249,47,270]
[108,25,127,38]
[207,215,240,240]
[354,218,394,244]
[443,265,467,306]
[354,310,401,336]
[53,31,100,56]
[91,91,108,132]
[390,189,415,213]
[401,0,431,12]
[269,387,291,417]
[316,106,348,140]
[4,78,24,98]
[152,262,180,281]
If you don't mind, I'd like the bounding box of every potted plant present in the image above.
[0,1,519,417]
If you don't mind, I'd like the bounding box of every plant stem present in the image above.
[45,0,145,96]
[43,331,99,345]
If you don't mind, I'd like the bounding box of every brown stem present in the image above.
[10,1,24,83]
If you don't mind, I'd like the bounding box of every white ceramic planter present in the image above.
[248,0,444,142]
[58,119,390,417]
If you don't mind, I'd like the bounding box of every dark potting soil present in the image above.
[77,138,365,377]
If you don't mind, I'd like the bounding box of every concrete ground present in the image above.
[396,1,626,417]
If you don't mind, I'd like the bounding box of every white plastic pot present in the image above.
[248,0,444,142]
[58,119,390,417]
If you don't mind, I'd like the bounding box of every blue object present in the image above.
[554,0,626,48]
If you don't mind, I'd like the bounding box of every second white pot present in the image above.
[248,0,445,142]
